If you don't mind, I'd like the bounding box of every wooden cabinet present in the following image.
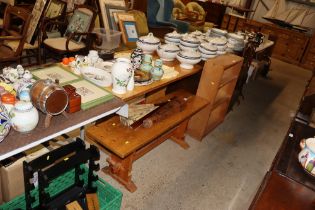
[187,54,243,140]
[262,24,309,65]
[301,34,315,70]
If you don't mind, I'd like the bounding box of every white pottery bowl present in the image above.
[81,66,112,87]
[176,50,201,70]
[157,44,180,61]
[136,32,161,54]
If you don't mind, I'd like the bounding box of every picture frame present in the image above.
[64,9,93,43]
[32,64,81,85]
[26,0,48,44]
[105,4,127,30]
[117,14,138,45]
[44,0,66,19]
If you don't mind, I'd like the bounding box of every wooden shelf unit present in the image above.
[187,54,243,141]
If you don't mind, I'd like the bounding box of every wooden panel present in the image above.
[86,91,208,158]
[187,54,243,140]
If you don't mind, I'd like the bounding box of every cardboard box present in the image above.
[0,145,49,202]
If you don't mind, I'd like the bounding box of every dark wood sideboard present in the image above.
[250,76,315,209]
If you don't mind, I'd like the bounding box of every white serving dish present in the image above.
[81,66,112,87]
[217,45,227,51]
[165,39,180,45]
[211,28,227,36]
[217,51,227,55]
[199,43,217,53]
[179,44,198,52]
[176,50,201,69]
[157,43,180,61]
[180,35,200,48]
[227,33,244,41]
[136,32,161,54]
[94,61,114,73]
[211,37,227,46]
[165,36,181,43]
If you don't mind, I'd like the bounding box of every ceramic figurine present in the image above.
[10,101,39,133]
[3,67,19,83]
[151,59,164,81]
[88,50,100,66]
[111,58,132,94]
[23,70,33,81]
[0,104,11,142]
[298,137,315,176]
[16,65,24,78]
[130,48,144,70]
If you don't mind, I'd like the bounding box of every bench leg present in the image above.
[103,153,137,192]
[170,119,190,149]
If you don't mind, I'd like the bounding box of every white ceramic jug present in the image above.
[111,58,132,94]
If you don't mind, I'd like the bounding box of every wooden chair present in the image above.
[41,5,96,62]
[0,5,31,68]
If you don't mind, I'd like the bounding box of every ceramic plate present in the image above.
[81,66,112,87]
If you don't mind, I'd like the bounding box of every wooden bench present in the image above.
[86,90,208,192]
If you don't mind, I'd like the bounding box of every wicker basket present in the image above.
[0,166,122,210]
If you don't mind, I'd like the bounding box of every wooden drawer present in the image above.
[305,52,315,62]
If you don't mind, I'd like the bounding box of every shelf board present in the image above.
[212,96,230,111]
[219,75,238,88]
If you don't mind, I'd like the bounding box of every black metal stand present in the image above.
[23,138,100,210]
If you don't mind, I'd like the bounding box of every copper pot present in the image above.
[30,79,68,115]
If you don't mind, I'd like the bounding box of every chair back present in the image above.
[2,5,32,56]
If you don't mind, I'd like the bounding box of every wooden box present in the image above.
[63,85,81,113]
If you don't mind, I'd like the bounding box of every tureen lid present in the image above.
[139,32,160,45]
[158,43,180,52]
[199,43,217,52]
[181,35,200,44]
[178,50,201,59]
[228,33,244,41]
[165,30,182,39]
[210,37,227,46]
[211,28,227,35]
[14,101,33,111]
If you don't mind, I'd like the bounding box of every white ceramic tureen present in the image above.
[157,43,180,61]
[136,33,161,54]
[211,28,228,36]
[210,37,227,46]
[164,30,182,44]
[176,50,201,69]
[198,43,217,54]
[180,35,200,48]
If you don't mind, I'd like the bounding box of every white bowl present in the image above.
[176,50,201,70]
[81,66,112,87]
[157,44,180,61]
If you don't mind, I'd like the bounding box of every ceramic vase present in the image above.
[0,104,11,142]
[111,58,132,94]
[130,48,144,70]
[10,101,39,133]
[151,59,164,81]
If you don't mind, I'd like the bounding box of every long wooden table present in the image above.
[86,60,208,192]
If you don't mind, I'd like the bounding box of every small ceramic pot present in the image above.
[157,44,180,61]
[298,138,315,176]
[136,33,160,54]
[0,104,11,142]
[10,101,39,133]
[176,50,201,69]
[111,58,132,94]
[151,59,164,81]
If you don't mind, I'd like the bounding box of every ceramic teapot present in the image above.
[298,137,315,176]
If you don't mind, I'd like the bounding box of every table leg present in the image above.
[103,153,137,192]
[80,126,85,140]
[170,119,190,149]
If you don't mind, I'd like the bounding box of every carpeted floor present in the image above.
[97,58,311,210]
